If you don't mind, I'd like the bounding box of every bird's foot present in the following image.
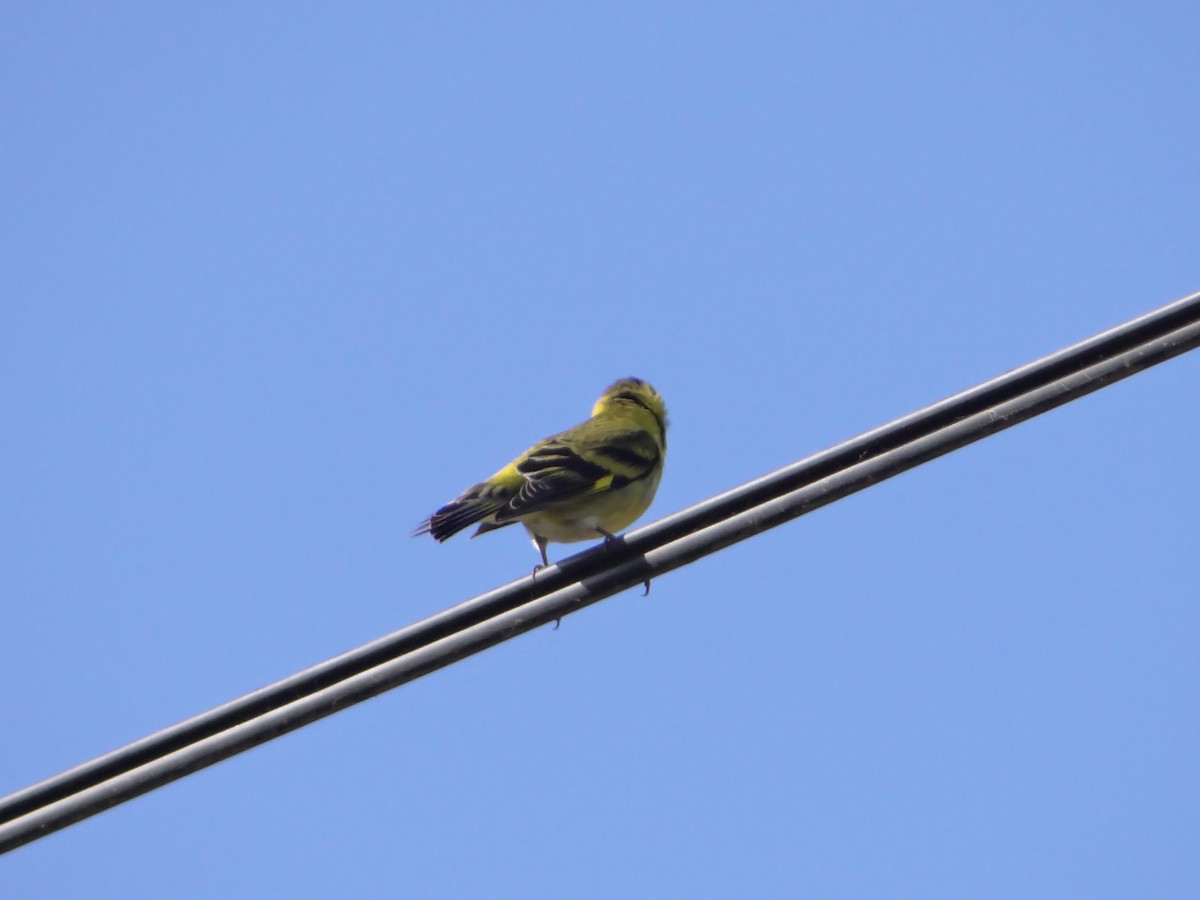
[596,529,650,595]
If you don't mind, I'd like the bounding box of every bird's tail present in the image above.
[413,481,512,542]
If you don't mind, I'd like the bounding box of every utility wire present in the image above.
[2,289,1198,855]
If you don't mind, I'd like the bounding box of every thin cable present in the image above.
[6,290,1198,833]
[1,291,1198,855]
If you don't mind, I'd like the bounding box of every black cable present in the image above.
[2,290,1198,855]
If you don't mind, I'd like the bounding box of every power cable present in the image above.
[2,289,1198,854]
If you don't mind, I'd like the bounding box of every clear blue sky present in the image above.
[3,4,1197,897]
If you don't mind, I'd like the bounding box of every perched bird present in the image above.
[415,378,668,571]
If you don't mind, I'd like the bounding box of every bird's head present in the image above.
[593,378,669,441]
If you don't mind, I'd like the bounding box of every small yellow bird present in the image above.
[415,378,668,570]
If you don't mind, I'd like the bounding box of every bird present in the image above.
[414,378,668,576]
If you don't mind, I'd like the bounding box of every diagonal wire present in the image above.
[1,289,1198,855]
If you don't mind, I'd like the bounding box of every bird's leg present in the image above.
[530,535,551,579]
[596,528,651,596]
[530,535,563,629]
